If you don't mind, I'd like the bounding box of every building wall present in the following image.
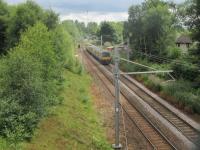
[177,43,190,54]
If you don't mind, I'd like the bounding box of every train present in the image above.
[86,44,112,65]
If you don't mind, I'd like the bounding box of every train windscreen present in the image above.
[102,52,110,57]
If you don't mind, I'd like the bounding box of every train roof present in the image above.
[87,44,110,53]
[101,50,110,53]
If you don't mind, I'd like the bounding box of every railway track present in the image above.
[83,50,176,150]
[105,64,200,147]
[83,51,153,149]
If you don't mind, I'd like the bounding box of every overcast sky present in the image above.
[6,0,185,23]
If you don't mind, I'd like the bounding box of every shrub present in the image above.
[171,60,199,81]
[163,80,200,114]
[0,50,46,140]
[167,46,181,59]
[0,23,68,141]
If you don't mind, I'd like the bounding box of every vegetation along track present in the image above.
[83,50,176,150]
[105,64,200,147]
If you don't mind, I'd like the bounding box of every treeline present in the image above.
[124,0,200,84]
[71,21,124,45]
[124,0,178,57]
[0,0,78,144]
[123,0,200,113]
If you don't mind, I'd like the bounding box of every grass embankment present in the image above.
[0,70,111,150]
[23,70,111,150]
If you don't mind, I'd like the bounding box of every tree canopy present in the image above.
[125,0,176,56]
[0,0,78,143]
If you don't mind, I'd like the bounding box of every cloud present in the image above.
[60,12,128,24]
[6,0,186,23]
[7,0,134,12]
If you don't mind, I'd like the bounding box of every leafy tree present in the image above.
[7,0,58,49]
[0,23,60,141]
[0,0,77,144]
[110,22,124,43]
[188,0,200,66]
[98,22,117,43]
[0,49,45,141]
[43,9,59,30]
[186,0,200,86]
[127,5,144,50]
[51,25,75,74]
[87,22,98,36]
[62,20,81,40]
[75,20,87,36]
[7,0,44,48]
[0,0,9,54]
[143,4,174,55]
[126,0,175,56]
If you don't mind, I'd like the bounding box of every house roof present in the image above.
[176,35,192,44]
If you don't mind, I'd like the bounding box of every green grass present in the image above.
[0,70,111,150]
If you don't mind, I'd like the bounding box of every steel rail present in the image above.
[107,64,200,147]
[83,51,156,150]
[84,50,177,150]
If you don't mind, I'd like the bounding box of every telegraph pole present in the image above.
[127,38,130,61]
[101,35,102,46]
[112,47,122,150]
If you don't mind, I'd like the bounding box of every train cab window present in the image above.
[102,52,110,57]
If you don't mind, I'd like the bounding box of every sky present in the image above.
[6,0,185,23]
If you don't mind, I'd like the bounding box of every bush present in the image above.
[0,22,73,141]
[163,80,200,114]
[171,60,199,81]
[0,49,46,140]
[167,46,181,59]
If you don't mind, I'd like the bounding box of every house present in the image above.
[176,35,192,53]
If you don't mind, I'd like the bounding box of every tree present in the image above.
[0,0,9,54]
[99,22,117,43]
[189,0,200,66]
[62,20,81,39]
[75,20,87,36]
[0,0,78,143]
[127,5,144,50]
[110,22,124,43]
[7,0,58,49]
[186,0,200,86]
[143,4,174,55]
[43,9,59,30]
[0,23,56,140]
[7,1,44,48]
[126,0,175,56]
[87,22,98,36]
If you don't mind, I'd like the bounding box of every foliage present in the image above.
[171,60,199,83]
[98,22,117,44]
[22,71,111,150]
[5,0,58,50]
[0,0,9,54]
[51,25,75,75]
[167,46,181,59]
[126,0,175,56]
[43,9,59,30]
[75,20,87,36]
[182,0,200,67]
[0,21,76,143]
[62,20,82,40]
[163,81,200,114]
[0,49,45,141]
[0,0,110,148]
[109,22,124,43]
[86,22,99,36]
